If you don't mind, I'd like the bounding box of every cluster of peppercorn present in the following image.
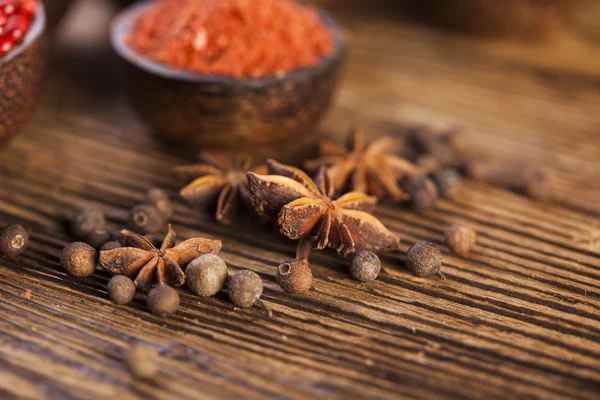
[0,0,37,57]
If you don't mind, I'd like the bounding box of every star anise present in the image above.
[247,160,400,257]
[304,128,425,203]
[99,225,222,290]
[174,153,266,224]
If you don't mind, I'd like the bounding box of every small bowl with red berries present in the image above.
[0,0,46,149]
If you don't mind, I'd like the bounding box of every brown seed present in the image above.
[406,242,443,278]
[445,224,476,257]
[146,285,179,317]
[276,259,312,294]
[128,204,166,235]
[434,169,462,199]
[100,240,121,252]
[60,242,97,278]
[404,176,438,212]
[0,224,29,257]
[70,208,106,241]
[87,228,112,249]
[126,343,159,380]
[108,275,136,305]
[228,270,263,308]
[185,254,228,297]
[349,251,381,282]
[144,188,173,220]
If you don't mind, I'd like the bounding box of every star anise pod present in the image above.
[247,160,400,257]
[304,128,425,203]
[99,225,222,290]
[174,153,266,224]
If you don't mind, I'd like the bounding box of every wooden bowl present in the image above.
[0,3,47,149]
[45,0,75,30]
[110,1,347,148]
[424,0,576,40]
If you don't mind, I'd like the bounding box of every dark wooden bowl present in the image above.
[0,3,47,149]
[110,1,347,148]
[45,0,75,31]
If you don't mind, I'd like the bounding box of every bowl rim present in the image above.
[0,2,46,65]
[110,0,346,87]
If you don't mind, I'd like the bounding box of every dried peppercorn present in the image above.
[143,188,173,220]
[146,285,179,317]
[349,250,381,282]
[228,270,263,308]
[107,275,136,305]
[404,176,439,212]
[276,259,312,294]
[185,254,228,297]
[100,240,121,252]
[444,224,477,257]
[406,242,444,278]
[0,224,29,257]
[433,169,462,199]
[126,343,159,380]
[128,204,166,235]
[60,242,97,278]
[86,228,112,249]
[70,208,106,241]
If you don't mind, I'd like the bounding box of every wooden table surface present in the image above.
[1,1,599,398]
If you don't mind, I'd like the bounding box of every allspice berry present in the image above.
[60,242,97,278]
[434,169,462,199]
[406,241,443,278]
[144,188,173,220]
[349,251,381,282]
[276,259,312,294]
[70,208,106,241]
[0,224,29,257]
[404,176,439,212]
[128,204,166,235]
[146,285,179,317]
[185,254,228,297]
[444,224,476,257]
[228,270,263,308]
[126,343,159,380]
[108,275,136,305]
[86,228,111,249]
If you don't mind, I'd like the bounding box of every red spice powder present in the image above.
[127,0,335,79]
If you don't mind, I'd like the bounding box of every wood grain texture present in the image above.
[0,0,599,399]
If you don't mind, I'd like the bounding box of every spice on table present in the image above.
[406,242,444,278]
[444,224,477,257]
[126,0,335,79]
[305,128,425,202]
[174,153,265,225]
[185,254,228,297]
[126,343,160,380]
[86,228,112,249]
[100,240,121,252]
[276,259,312,294]
[247,160,400,258]
[403,176,439,213]
[0,224,29,257]
[70,208,107,242]
[143,188,173,220]
[128,204,167,235]
[107,275,136,305]
[99,225,222,290]
[408,126,465,169]
[228,270,263,309]
[433,169,462,199]
[0,0,38,58]
[146,285,180,317]
[349,250,381,282]
[60,242,97,278]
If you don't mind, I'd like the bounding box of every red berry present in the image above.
[6,14,28,41]
[20,0,37,16]
[0,12,8,28]
[0,36,14,56]
[0,1,19,16]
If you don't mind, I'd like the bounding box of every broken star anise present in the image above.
[247,160,400,257]
[174,153,266,224]
[99,225,222,290]
[304,128,425,203]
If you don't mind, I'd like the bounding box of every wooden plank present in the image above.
[0,0,599,398]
